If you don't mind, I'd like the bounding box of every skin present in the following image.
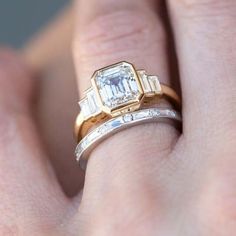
[0,0,236,235]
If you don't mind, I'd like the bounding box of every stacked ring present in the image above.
[74,61,182,169]
[75,61,181,141]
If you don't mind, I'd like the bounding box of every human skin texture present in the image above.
[0,0,236,235]
[22,5,84,197]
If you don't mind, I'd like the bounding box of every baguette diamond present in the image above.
[139,71,161,94]
[79,99,91,119]
[138,70,152,92]
[87,88,100,114]
[79,88,100,118]
[148,76,161,93]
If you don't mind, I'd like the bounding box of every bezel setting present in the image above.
[91,62,144,116]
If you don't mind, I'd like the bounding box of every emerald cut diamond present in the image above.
[94,63,141,109]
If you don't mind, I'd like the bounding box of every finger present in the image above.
[73,0,180,222]
[22,6,84,197]
[74,0,172,92]
[0,49,68,233]
[168,0,236,134]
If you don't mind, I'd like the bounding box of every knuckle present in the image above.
[74,9,165,66]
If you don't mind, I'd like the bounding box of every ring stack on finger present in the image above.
[74,61,182,169]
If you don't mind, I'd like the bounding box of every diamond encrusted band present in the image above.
[75,108,182,170]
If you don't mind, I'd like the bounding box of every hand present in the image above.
[0,0,235,235]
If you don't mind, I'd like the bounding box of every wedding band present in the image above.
[75,108,181,170]
[75,61,181,141]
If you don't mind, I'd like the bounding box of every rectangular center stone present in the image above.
[95,64,140,109]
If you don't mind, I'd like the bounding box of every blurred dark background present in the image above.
[0,0,68,47]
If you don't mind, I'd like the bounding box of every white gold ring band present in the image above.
[75,108,182,170]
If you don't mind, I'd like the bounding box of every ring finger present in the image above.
[73,0,180,229]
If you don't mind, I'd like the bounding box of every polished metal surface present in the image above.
[75,108,182,170]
